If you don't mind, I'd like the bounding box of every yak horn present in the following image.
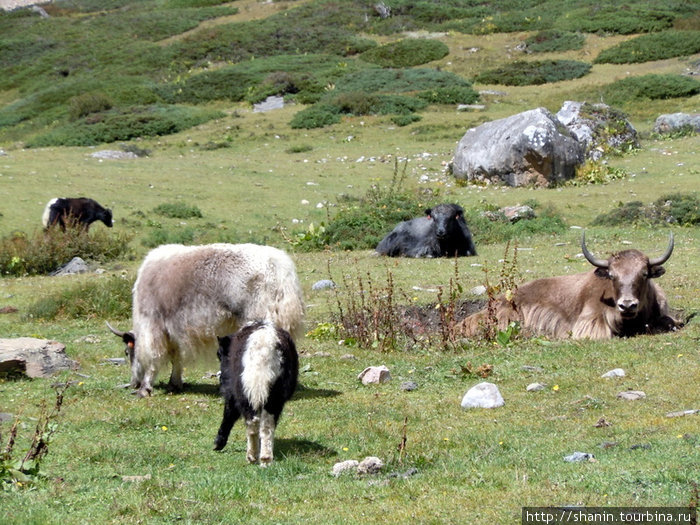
[648,232,674,267]
[581,231,608,268]
[106,321,126,337]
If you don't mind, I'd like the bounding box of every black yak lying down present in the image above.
[376,203,477,258]
[42,197,113,231]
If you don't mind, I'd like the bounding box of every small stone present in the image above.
[358,366,391,385]
[357,456,384,475]
[331,460,359,477]
[617,390,646,401]
[594,417,612,428]
[526,382,545,392]
[311,279,336,291]
[601,368,625,378]
[629,443,651,451]
[564,451,596,462]
[400,381,418,392]
[460,382,504,409]
[665,409,699,418]
[470,285,487,296]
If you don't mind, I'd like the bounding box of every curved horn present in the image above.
[106,321,126,337]
[581,231,608,269]
[648,232,674,267]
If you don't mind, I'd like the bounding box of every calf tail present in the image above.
[41,198,58,228]
[270,264,305,341]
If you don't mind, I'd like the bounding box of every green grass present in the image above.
[1,1,699,522]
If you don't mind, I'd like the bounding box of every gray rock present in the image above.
[253,95,285,113]
[0,338,78,378]
[526,382,545,392]
[357,456,384,475]
[601,368,625,378]
[564,451,596,462]
[453,107,583,187]
[358,365,391,385]
[331,460,359,477]
[461,382,504,409]
[617,390,646,401]
[556,101,639,161]
[311,279,336,291]
[501,205,536,223]
[653,113,700,134]
[51,257,89,276]
[400,381,418,391]
[90,150,138,160]
[665,409,699,418]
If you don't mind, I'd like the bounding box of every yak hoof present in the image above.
[213,438,227,451]
[259,456,272,467]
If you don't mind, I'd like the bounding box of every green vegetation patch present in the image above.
[153,202,203,219]
[335,67,474,94]
[555,5,679,34]
[593,193,700,227]
[26,105,224,147]
[601,74,700,106]
[524,30,585,53]
[595,30,700,64]
[475,60,591,86]
[360,38,449,67]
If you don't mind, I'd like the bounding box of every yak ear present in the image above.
[594,267,611,280]
[649,265,666,279]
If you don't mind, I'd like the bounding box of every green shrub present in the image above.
[153,202,203,219]
[466,205,568,245]
[360,39,449,67]
[141,227,197,248]
[0,227,131,277]
[475,60,591,86]
[26,105,224,147]
[290,104,342,129]
[594,30,700,64]
[525,30,585,53]
[335,67,473,94]
[592,193,700,226]
[416,86,479,105]
[568,161,629,186]
[391,113,422,126]
[25,275,133,321]
[601,74,700,105]
[556,6,677,34]
[68,92,113,121]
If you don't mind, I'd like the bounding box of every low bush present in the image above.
[25,275,132,321]
[68,92,113,121]
[360,38,449,67]
[290,104,341,129]
[335,67,473,94]
[594,30,700,64]
[568,161,629,186]
[26,105,224,147]
[601,74,700,106]
[391,113,422,126]
[416,86,479,105]
[556,6,677,34]
[524,30,585,53]
[0,227,131,277]
[153,202,203,219]
[475,60,591,86]
[592,193,700,227]
[466,205,568,245]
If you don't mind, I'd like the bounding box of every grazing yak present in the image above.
[459,233,679,340]
[214,321,298,466]
[108,243,304,397]
[42,197,113,231]
[376,203,477,258]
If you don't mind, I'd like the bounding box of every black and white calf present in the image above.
[214,321,299,466]
[42,197,113,231]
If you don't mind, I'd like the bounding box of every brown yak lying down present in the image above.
[459,233,680,340]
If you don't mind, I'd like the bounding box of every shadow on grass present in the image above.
[275,438,338,459]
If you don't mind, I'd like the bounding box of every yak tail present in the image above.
[240,323,282,411]
[268,260,305,341]
[41,198,58,228]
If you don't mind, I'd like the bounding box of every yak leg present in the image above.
[135,364,157,397]
[258,410,277,466]
[214,398,240,451]
[245,416,261,464]
[168,355,184,392]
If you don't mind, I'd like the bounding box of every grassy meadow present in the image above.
[1,1,699,523]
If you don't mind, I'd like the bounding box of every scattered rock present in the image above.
[358,365,391,385]
[331,460,359,477]
[665,409,699,418]
[469,285,487,296]
[400,381,418,392]
[103,357,126,365]
[357,456,384,475]
[457,104,486,112]
[0,413,13,423]
[90,150,138,160]
[594,417,612,428]
[311,279,336,291]
[51,257,89,276]
[617,390,646,401]
[564,451,596,462]
[599,441,618,449]
[388,467,419,479]
[526,382,545,392]
[0,338,78,378]
[253,95,285,113]
[501,205,536,223]
[601,368,625,378]
[653,113,700,134]
[629,443,651,451]
[460,382,504,409]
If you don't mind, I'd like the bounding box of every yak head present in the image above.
[582,232,673,319]
[107,321,136,363]
[426,203,466,241]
